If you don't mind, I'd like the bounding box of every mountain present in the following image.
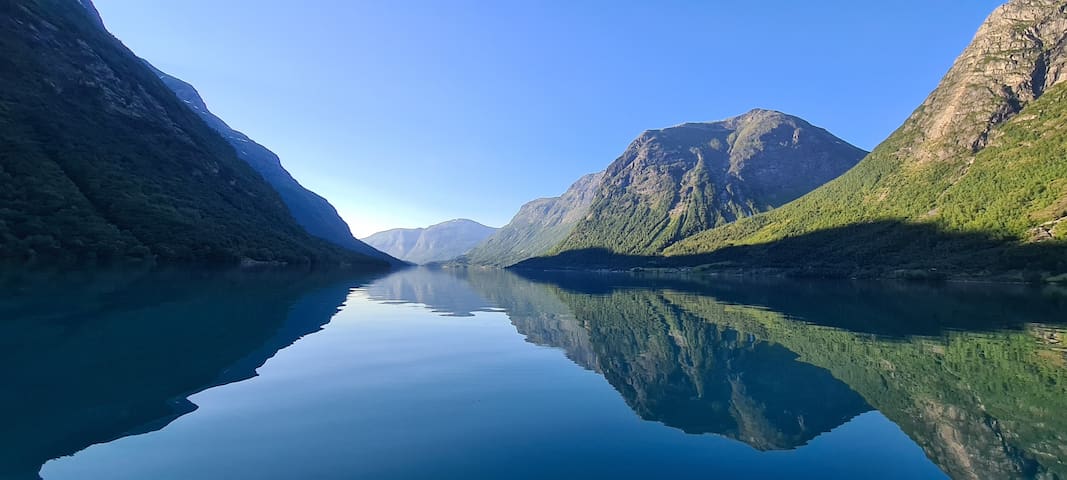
[666,0,1067,278]
[462,171,604,267]
[0,0,387,268]
[552,110,867,256]
[150,69,399,265]
[363,219,497,264]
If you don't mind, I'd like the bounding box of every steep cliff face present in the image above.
[364,219,497,264]
[554,110,867,256]
[151,69,399,264]
[464,172,604,267]
[909,0,1067,161]
[0,0,386,267]
[669,0,1067,275]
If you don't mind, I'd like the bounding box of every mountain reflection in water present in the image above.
[0,269,378,480]
[383,268,1067,479]
[7,268,1066,480]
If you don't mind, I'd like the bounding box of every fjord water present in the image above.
[7,270,1064,479]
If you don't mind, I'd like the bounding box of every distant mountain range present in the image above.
[364,219,497,264]
[0,0,394,268]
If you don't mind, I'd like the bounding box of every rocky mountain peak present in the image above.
[551,111,867,255]
[906,0,1067,161]
[721,108,793,128]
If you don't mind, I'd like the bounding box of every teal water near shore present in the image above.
[5,268,1063,479]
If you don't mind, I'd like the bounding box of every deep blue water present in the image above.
[3,268,1064,479]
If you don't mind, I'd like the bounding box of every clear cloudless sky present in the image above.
[93,0,1004,237]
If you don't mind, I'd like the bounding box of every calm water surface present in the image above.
[3,268,1065,479]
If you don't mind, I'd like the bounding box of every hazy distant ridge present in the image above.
[364,219,497,264]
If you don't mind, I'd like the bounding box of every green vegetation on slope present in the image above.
[667,82,1067,276]
[464,172,604,267]
[547,287,871,448]
[666,291,1067,479]
[0,0,385,267]
[663,3,1067,277]
[553,111,867,256]
[494,269,1067,479]
[153,69,399,264]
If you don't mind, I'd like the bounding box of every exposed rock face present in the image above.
[151,69,399,265]
[907,0,1067,161]
[464,172,604,267]
[668,1,1067,276]
[554,110,867,255]
[363,219,497,264]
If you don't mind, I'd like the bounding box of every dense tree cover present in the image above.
[463,172,604,267]
[153,70,399,264]
[664,83,1067,277]
[553,112,867,256]
[461,213,578,267]
[520,3,1067,278]
[0,0,387,268]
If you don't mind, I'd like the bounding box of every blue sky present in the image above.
[94,0,1004,237]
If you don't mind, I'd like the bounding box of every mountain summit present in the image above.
[668,0,1067,276]
[553,110,867,255]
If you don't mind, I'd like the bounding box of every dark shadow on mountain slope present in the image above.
[661,290,1067,480]
[0,268,379,480]
[469,269,1067,478]
[457,269,871,450]
[512,220,1067,278]
[556,288,872,449]
[508,269,1067,337]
